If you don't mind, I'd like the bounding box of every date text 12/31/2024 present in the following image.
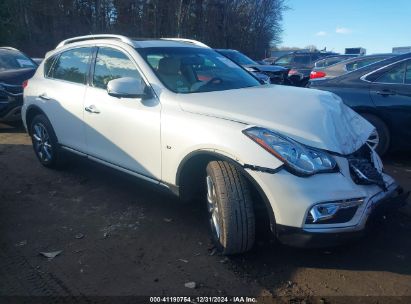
[149,296,258,303]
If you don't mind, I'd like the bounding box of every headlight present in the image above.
[245,67,258,72]
[243,127,337,176]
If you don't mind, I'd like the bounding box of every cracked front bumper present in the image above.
[277,185,408,247]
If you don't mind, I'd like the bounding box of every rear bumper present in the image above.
[276,186,409,247]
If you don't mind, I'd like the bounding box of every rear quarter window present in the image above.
[44,55,57,78]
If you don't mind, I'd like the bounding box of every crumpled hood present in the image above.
[178,85,374,155]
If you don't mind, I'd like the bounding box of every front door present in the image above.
[83,46,161,180]
[369,60,411,148]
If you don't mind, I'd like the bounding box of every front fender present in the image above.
[160,108,283,186]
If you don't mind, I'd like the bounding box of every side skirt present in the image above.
[60,145,179,196]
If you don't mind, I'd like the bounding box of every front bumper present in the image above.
[245,152,409,247]
[0,87,23,122]
[276,186,409,247]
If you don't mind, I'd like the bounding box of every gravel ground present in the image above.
[0,123,410,303]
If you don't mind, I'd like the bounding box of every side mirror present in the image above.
[107,77,151,99]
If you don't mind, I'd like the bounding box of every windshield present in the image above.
[138,47,260,93]
[218,50,257,65]
[0,49,37,71]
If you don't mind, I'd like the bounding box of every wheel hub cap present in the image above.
[206,175,220,239]
[33,123,52,162]
[367,129,379,150]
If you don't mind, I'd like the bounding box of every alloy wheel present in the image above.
[206,175,221,239]
[367,129,380,150]
[32,123,53,162]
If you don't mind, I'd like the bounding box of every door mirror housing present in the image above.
[107,77,151,99]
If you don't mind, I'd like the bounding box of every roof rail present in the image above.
[160,38,210,48]
[0,46,20,51]
[56,34,135,48]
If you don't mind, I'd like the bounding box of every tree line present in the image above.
[0,0,286,59]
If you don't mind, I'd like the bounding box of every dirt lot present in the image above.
[1,123,411,302]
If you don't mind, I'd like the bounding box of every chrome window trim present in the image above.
[360,58,411,85]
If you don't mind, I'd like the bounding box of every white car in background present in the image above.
[22,35,407,254]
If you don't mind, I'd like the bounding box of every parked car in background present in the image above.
[0,47,38,126]
[262,57,278,65]
[313,55,357,69]
[23,35,407,254]
[273,51,338,86]
[216,49,289,85]
[310,54,397,81]
[309,53,411,155]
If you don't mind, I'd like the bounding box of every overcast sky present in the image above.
[280,0,411,54]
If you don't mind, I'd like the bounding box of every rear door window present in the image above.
[52,48,92,84]
[275,55,293,65]
[375,62,405,84]
[405,61,411,84]
[293,55,310,65]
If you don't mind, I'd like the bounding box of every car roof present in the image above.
[55,35,210,50]
[318,53,396,69]
[0,47,21,52]
[318,52,411,82]
[215,49,238,52]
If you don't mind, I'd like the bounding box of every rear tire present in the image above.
[362,114,390,156]
[30,114,66,169]
[206,161,255,255]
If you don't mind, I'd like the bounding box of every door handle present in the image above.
[85,105,101,114]
[38,93,51,100]
[376,89,396,96]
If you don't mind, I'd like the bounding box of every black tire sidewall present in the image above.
[205,161,255,255]
[205,165,225,253]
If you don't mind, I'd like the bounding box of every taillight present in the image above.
[22,80,29,89]
[310,71,326,79]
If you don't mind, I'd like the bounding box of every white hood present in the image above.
[177,85,374,155]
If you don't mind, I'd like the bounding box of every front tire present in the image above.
[206,161,255,255]
[30,114,65,169]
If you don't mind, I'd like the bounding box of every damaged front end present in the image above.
[347,144,386,190]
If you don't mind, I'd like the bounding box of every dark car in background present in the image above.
[310,53,397,81]
[215,49,290,85]
[0,47,38,126]
[309,53,411,155]
[273,51,338,86]
[313,54,357,69]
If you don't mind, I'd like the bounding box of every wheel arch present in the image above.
[176,150,276,234]
[25,105,48,136]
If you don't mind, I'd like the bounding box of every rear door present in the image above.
[369,60,411,148]
[40,47,92,151]
[83,46,161,180]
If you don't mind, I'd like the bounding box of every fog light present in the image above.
[307,198,364,224]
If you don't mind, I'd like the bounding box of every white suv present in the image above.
[22,35,407,254]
